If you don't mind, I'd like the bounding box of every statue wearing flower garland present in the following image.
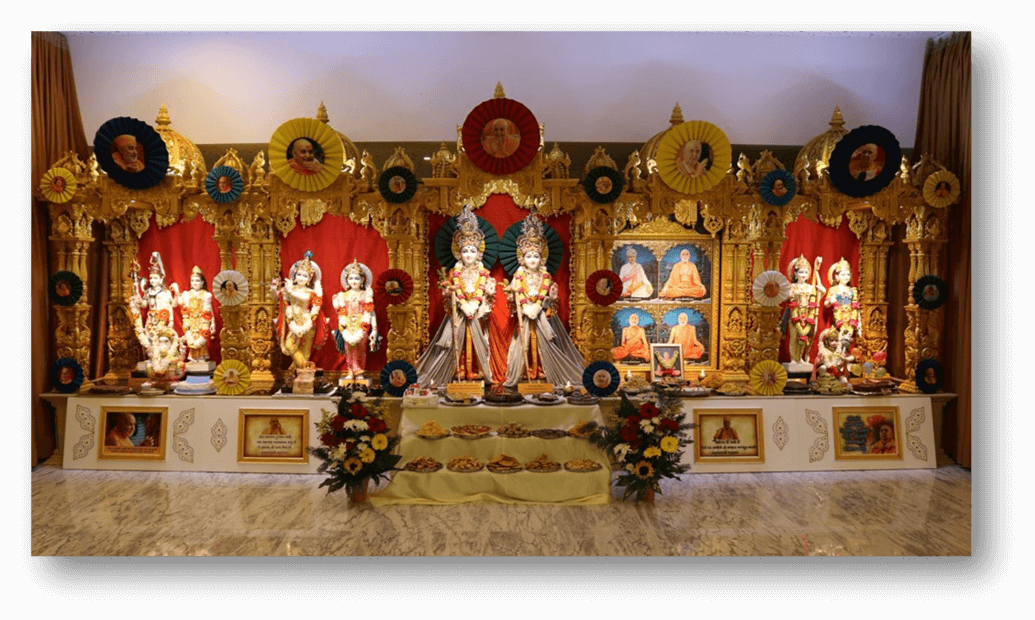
[178,265,216,366]
[144,325,187,380]
[273,250,328,370]
[782,254,825,369]
[332,259,379,380]
[824,258,862,348]
[129,251,180,360]
[415,206,497,385]
[503,212,584,387]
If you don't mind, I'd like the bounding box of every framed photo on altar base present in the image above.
[237,409,309,464]
[649,343,683,383]
[98,406,167,461]
[694,409,765,464]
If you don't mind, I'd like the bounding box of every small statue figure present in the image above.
[782,254,825,369]
[815,327,854,378]
[331,259,379,380]
[503,212,584,387]
[415,206,496,385]
[145,326,187,380]
[247,150,266,190]
[177,266,216,366]
[130,251,180,360]
[824,258,862,346]
[272,250,328,370]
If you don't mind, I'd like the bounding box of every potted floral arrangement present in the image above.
[311,392,402,502]
[593,394,692,501]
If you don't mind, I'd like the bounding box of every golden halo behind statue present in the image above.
[923,170,960,209]
[655,120,732,195]
[268,118,344,192]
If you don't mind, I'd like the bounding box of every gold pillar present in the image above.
[236,207,280,391]
[903,205,948,383]
[102,215,141,381]
[848,209,893,359]
[48,203,94,369]
[718,217,750,380]
[743,207,785,371]
[377,202,429,363]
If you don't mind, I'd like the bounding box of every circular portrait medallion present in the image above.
[93,117,170,190]
[828,125,902,198]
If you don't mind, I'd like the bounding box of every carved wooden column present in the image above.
[101,215,142,380]
[378,201,428,363]
[903,205,948,383]
[848,209,893,359]
[48,203,95,369]
[717,217,750,381]
[571,201,615,361]
[741,206,784,372]
[210,204,251,375]
[236,204,280,391]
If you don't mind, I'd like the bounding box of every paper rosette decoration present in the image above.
[829,125,902,198]
[585,270,622,306]
[500,217,563,276]
[39,167,77,203]
[752,270,791,307]
[750,360,787,396]
[583,361,620,397]
[268,117,344,192]
[51,358,84,394]
[583,166,624,204]
[93,116,169,190]
[380,360,417,397]
[378,166,418,204]
[912,275,949,310]
[923,170,961,209]
[49,271,84,306]
[915,359,943,394]
[655,120,732,195]
[434,211,500,271]
[461,97,540,175]
[205,166,244,203]
[212,270,249,306]
[213,359,251,396]
[375,269,414,306]
[760,169,796,206]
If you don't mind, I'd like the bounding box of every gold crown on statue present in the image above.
[787,254,810,281]
[452,205,485,260]
[828,257,851,286]
[516,210,547,258]
[191,265,204,278]
[148,251,165,279]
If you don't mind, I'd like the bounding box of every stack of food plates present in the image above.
[415,420,450,439]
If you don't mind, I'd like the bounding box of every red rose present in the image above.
[640,403,658,419]
[621,426,639,442]
[368,417,387,433]
[350,403,368,419]
[331,415,347,431]
[627,415,641,427]
[321,433,342,447]
[659,418,678,432]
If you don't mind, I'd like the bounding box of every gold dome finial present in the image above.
[317,102,329,124]
[155,104,171,127]
[670,104,684,127]
[829,106,845,129]
[494,82,506,99]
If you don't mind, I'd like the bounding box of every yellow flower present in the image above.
[360,448,376,463]
[343,458,363,475]
[371,434,388,450]
[644,446,662,458]
[634,460,654,479]
[661,436,679,453]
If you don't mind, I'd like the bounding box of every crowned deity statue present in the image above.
[415,206,498,386]
[130,251,180,363]
[815,327,854,378]
[503,212,585,387]
[824,258,862,350]
[144,325,187,380]
[272,250,328,370]
[177,265,216,368]
[332,259,379,380]
[782,254,826,370]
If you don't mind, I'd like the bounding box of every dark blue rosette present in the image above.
[828,125,902,198]
[378,166,419,204]
[912,275,949,310]
[583,166,624,204]
[51,358,84,394]
[760,169,797,206]
[205,166,244,203]
[583,361,620,397]
[93,117,169,190]
[915,359,943,394]
[380,360,418,397]
[49,271,83,306]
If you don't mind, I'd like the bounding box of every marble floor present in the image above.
[30,455,971,556]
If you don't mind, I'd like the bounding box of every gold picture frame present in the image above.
[98,406,168,461]
[237,409,309,464]
[833,406,902,460]
[694,408,764,463]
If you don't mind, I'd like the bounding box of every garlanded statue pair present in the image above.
[782,254,862,374]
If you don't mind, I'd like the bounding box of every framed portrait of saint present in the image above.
[694,408,765,463]
[833,406,902,461]
[237,409,309,464]
[98,406,168,461]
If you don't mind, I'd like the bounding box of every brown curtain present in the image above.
[31,32,90,466]
[913,32,970,468]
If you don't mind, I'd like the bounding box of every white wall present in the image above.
[65,31,936,147]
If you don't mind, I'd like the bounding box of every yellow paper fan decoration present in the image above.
[922,170,960,209]
[268,117,344,192]
[750,360,787,396]
[655,120,732,195]
[39,167,77,203]
[213,359,251,396]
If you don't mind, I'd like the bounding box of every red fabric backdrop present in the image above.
[137,215,224,364]
[279,216,391,372]
[427,195,572,382]
[776,215,861,363]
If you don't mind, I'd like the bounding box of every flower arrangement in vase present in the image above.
[312,392,402,499]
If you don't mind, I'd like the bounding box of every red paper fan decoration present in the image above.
[461,97,540,175]
[375,269,413,306]
[586,270,623,306]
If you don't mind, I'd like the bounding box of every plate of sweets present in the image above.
[497,422,531,438]
[441,394,482,407]
[484,385,526,406]
[450,424,492,439]
[679,385,713,398]
[567,420,600,438]
[415,420,450,439]
[566,389,600,405]
[564,458,604,473]
[526,392,564,406]
[447,456,484,473]
[404,457,443,473]
[487,454,524,474]
[524,453,561,473]
[715,382,750,396]
[531,428,569,440]
[850,378,897,396]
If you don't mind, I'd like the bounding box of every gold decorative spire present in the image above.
[493,82,506,99]
[829,106,845,130]
[317,102,329,124]
[669,103,684,127]
[794,106,850,181]
[152,105,204,177]
[155,104,171,127]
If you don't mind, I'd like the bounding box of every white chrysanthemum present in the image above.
[625,463,635,472]
[343,420,369,432]
[613,443,631,462]
[331,444,349,461]
[752,270,791,307]
[640,419,656,433]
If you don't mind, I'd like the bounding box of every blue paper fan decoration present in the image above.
[828,125,902,198]
[93,116,169,190]
[760,169,796,206]
[912,275,948,310]
[915,359,943,394]
[51,358,84,394]
[205,166,244,203]
[583,166,624,204]
[583,361,620,397]
[433,213,499,271]
[49,271,83,306]
[499,218,563,276]
[378,166,419,204]
[380,360,418,397]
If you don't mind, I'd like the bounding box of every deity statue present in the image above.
[331,259,379,380]
[782,254,826,369]
[177,265,215,365]
[659,248,706,299]
[415,206,497,385]
[815,327,854,377]
[503,212,584,387]
[824,258,862,346]
[130,251,180,360]
[272,250,328,370]
[144,325,187,380]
